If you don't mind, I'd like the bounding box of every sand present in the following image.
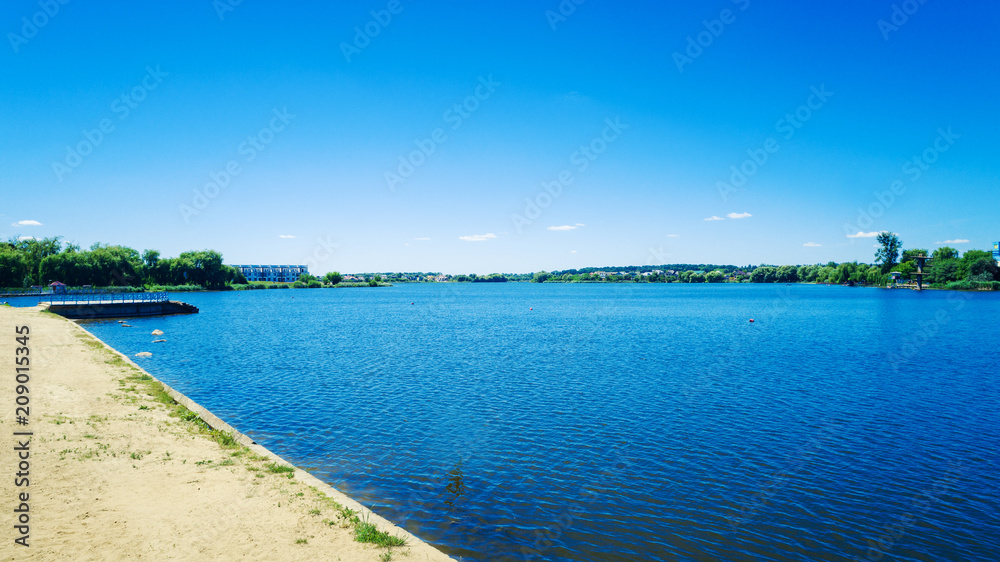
[0,305,453,561]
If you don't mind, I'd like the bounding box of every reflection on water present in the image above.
[444,460,467,507]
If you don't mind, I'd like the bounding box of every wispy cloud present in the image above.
[803,242,822,247]
[575,223,585,226]
[935,239,969,244]
[17,236,35,241]
[570,250,577,253]
[847,231,879,238]
[704,216,725,221]
[278,234,295,239]
[459,233,497,242]
[667,234,680,238]
[12,220,42,226]
[547,225,580,231]
[414,237,431,241]
[727,212,752,219]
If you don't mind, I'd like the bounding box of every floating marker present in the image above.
[749,319,755,323]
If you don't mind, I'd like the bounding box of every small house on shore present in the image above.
[49,281,67,294]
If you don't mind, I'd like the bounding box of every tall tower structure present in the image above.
[913,254,930,291]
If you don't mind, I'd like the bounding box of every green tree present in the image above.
[142,249,160,269]
[11,236,63,285]
[0,248,29,287]
[533,271,551,283]
[901,248,929,263]
[750,267,776,283]
[893,261,916,279]
[706,270,725,283]
[776,265,799,283]
[323,271,343,285]
[875,232,903,273]
[959,250,993,279]
[932,247,958,261]
[969,258,1000,281]
[927,259,960,285]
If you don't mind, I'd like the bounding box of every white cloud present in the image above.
[704,216,725,221]
[12,220,42,226]
[459,233,497,242]
[570,250,577,253]
[935,239,969,244]
[575,223,585,226]
[847,231,880,238]
[17,236,35,241]
[803,242,822,247]
[727,212,752,219]
[278,234,295,239]
[667,234,680,238]
[547,225,579,231]
[414,237,431,241]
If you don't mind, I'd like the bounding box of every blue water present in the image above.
[37,284,1000,560]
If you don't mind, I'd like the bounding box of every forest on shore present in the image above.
[2,234,997,291]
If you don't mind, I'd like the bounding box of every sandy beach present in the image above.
[0,305,453,561]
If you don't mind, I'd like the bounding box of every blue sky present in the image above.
[2,0,997,274]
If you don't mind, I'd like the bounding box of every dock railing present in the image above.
[40,292,170,304]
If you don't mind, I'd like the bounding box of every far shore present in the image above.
[0,305,453,561]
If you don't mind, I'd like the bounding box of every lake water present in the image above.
[28,284,1000,560]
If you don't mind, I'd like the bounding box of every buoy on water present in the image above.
[749,319,755,323]
[530,307,533,310]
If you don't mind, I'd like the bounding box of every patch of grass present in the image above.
[266,462,294,475]
[309,509,321,516]
[130,451,148,460]
[354,515,406,547]
[210,430,240,449]
[195,459,213,466]
[295,538,308,544]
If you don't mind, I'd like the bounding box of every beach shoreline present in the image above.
[1,305,452,561]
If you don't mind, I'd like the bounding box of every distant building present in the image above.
[231,265,308,283]
[49,281,67,294]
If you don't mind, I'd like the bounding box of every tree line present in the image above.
[0,237,246,290]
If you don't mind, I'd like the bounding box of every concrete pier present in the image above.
[42,299,198,319]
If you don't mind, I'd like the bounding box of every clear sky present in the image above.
[2,0,997,274]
